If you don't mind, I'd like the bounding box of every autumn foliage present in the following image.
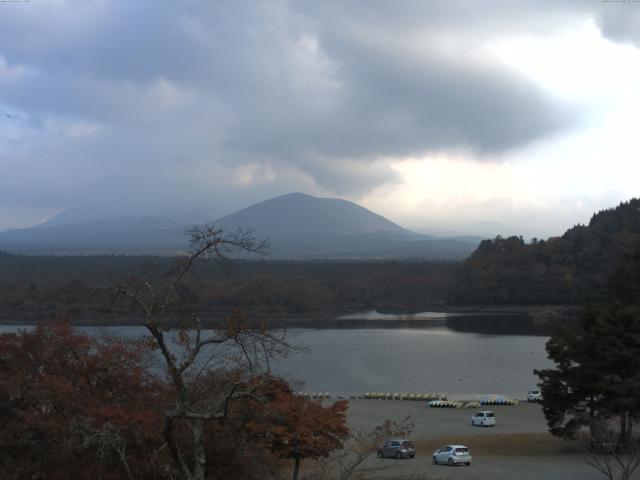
[0,324,351,480]
[0,322,167,479]
[247,380,350,480]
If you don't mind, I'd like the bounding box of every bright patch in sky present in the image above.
[360,20,640,237]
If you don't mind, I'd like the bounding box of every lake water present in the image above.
[279,327,551,399]
[0,316,551,399]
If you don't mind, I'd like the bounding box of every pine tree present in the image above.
[535,247,640,446]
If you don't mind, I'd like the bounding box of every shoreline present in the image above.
[0,304,576,336]
[0,304,577,325]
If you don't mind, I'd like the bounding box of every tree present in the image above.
[306,416,414,480]
[584,430,640,480]
[0,322,342,480]
[0,322,166,480]
[535,307,611,439]
[535,248,640,446]
[108,226,302,480]
[247,381,349,480]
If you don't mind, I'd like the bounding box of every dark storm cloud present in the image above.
[222,0,581,160]
[594,3,640,47]
[0,0,635,219]
[225,25,570,158]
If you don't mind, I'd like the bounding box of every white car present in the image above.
[471,410,495,427]
[432,444,472,466]
[527,389,542,402]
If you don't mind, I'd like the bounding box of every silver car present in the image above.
[432,444,472,466]
[377,439,416,459]
[471,410,496,427]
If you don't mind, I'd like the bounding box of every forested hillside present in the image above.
[2,199,639,324]
[448,198,640,305]
[0,255,454,324]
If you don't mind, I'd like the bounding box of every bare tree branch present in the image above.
[100,226,297,480]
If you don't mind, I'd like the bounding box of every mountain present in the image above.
[0,192,478,259]
[213,192,417,239]
[210,193,477,259]
[32,207,118,228]
[0,216,185,253]
[449,198,640,305]
[178,206,221,226]
[36,205,221,230]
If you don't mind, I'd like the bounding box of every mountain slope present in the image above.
[449,198,640,304]
[0,192,477,259]
[0,216,185,253]
[212,192,418,239]
[210,193,476,259]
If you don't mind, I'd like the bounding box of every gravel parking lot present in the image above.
[345,399,638,480]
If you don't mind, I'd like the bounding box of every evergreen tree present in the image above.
[536,247,640,446]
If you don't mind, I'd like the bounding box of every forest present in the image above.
[0,199,639,326]
[0,228,413,480]
[2,203,640,479]
[0,253,455,324]
[448,198,640,305]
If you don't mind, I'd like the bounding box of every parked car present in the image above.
[432,445,472,466]
[527,389,542,402]
[471,410,495,427]
[377,439,416,459]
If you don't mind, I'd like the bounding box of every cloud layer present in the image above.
[0,0,638,228]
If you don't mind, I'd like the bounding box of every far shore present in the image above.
[0,304,578,336]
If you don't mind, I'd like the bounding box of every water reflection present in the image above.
[446,314,556,336]
[307,310,559,335]
[339,310,453,320]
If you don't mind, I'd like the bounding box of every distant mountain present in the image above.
[0,216,185,253]
[449,198,640,305]
[179,206,221,226]
[210,193,476,259]
[33,207,113,228]
[213,192,417,239]
[37,206,221,230]
[0,192,478,259]
[444,235,487,244]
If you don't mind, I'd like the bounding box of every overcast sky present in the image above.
[1,0,639,236]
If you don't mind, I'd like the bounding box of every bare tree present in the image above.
[584,430,640,480]
[109,226,302,480]
[305,417,414,480]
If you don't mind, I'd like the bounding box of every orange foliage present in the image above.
[0,322,167,480]
[0,324,347,480]
[247,380,349,479]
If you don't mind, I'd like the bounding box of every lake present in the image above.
[278,327,551,399]
[0,313,552,399]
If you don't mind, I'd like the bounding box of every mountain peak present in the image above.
[277,192,313,199]
[213,192,409,239]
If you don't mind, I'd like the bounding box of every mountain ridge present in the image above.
[0,192,478,259]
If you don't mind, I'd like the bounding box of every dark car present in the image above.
[377,439,416,459]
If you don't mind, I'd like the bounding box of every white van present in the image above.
[471,410,495,427]
[527,389,542,402]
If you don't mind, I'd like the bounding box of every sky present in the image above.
[0,0,639,237]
